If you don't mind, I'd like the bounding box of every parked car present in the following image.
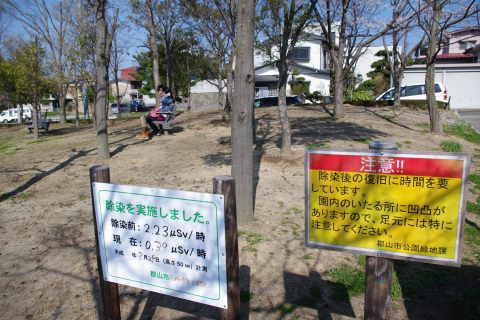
[376,82,449,104]
[21,107,32,120]
[0,107,32,123]
[110,103,130,114]
[129,99,148,112]
[254,96,302,108]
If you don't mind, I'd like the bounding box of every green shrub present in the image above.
[290,77,309,97]
[356,79,376,92]
[305,91,323,104]
[351,90,373,102]
[440,140,462,152]
[400,100,447,109]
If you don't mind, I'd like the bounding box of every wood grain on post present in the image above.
[365,256,393,320]
[90,165,121,320]
[364,141,397,320]
[213,176,240,320]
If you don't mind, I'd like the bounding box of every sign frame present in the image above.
[92,182,228,308]
[305,148,470,266]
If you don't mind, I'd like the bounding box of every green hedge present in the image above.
[345,99,448,109]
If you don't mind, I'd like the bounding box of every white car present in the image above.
[0,107,33,123]
[376,82,450,104]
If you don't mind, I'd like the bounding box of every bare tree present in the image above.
[312,0,393,117]
[156,0,189,95]
[382,0,425,109]
[409,0,479,133]
[129,0,163,105]
[257,0,318,156]
[232,0,255,223]
[184,0,236,119]
[110,30,129,119]
[146,0,162,104]
[92,0,118,159]
[5,0,74,124]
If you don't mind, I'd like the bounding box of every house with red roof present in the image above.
[415,27,480,64]
[404,27,480,110]
[110,66,155,107]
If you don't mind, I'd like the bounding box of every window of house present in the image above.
[290,47,310,61]
[323,49,329,70]
[268,84,278,96]
[459,40,476,50]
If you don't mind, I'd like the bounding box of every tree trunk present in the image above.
[330,40,345,117]
[333,63,345,117]
[277,62,292,156]
[58,87,67,124]
[94,0,110,159]
[17,106,23,124]
[225,69,234,120]
[32,103,39,140]
[391,27,402,110]
[90,84,97,125]
[146,0,162,106]
[426,62,442,133]
[232,0,254,224]
[115,76,121,119]
[393,72,402,109]
[217,61,225,112]
[165,37,174,92]
[224,52,235,122]
[425,0,442,134]
[74,84,80,128]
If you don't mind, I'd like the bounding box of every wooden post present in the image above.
[90,165,121,320]
[364,141,397,320]
[213,176,240,320]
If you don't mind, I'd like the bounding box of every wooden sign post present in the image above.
[364,141,397,320]
[90,168,238,319]
[305,141,470,320]
[214,176,241,320]
[89,165,121,320]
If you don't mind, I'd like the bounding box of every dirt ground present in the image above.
[0,105,479,319]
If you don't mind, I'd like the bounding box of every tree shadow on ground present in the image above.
[361,106,416,131]
[281,270,356,319]
[0,132,148,202]
[4,221,104,318]
[395,257,480,319]
[201,111,386,209]
[288,116,386,149]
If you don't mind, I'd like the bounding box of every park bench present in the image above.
[28,119,50,133]
[152,105,177,134]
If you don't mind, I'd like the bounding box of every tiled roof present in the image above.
[120,66,139,81]
[436,53,474,59]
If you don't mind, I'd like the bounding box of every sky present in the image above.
[1,0,149,71]
[2,0,478,72]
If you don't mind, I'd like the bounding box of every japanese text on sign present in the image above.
[305,150,470,266]
[92,182,227,308]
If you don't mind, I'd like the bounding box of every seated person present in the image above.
[159,87,175,114]
[145,86,174,136]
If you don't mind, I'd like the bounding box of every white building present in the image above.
[254,33,331,98]
[354,46,395,85]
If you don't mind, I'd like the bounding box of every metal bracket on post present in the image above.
[364,141,397,320]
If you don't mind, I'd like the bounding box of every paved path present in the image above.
[456,110,480,132]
